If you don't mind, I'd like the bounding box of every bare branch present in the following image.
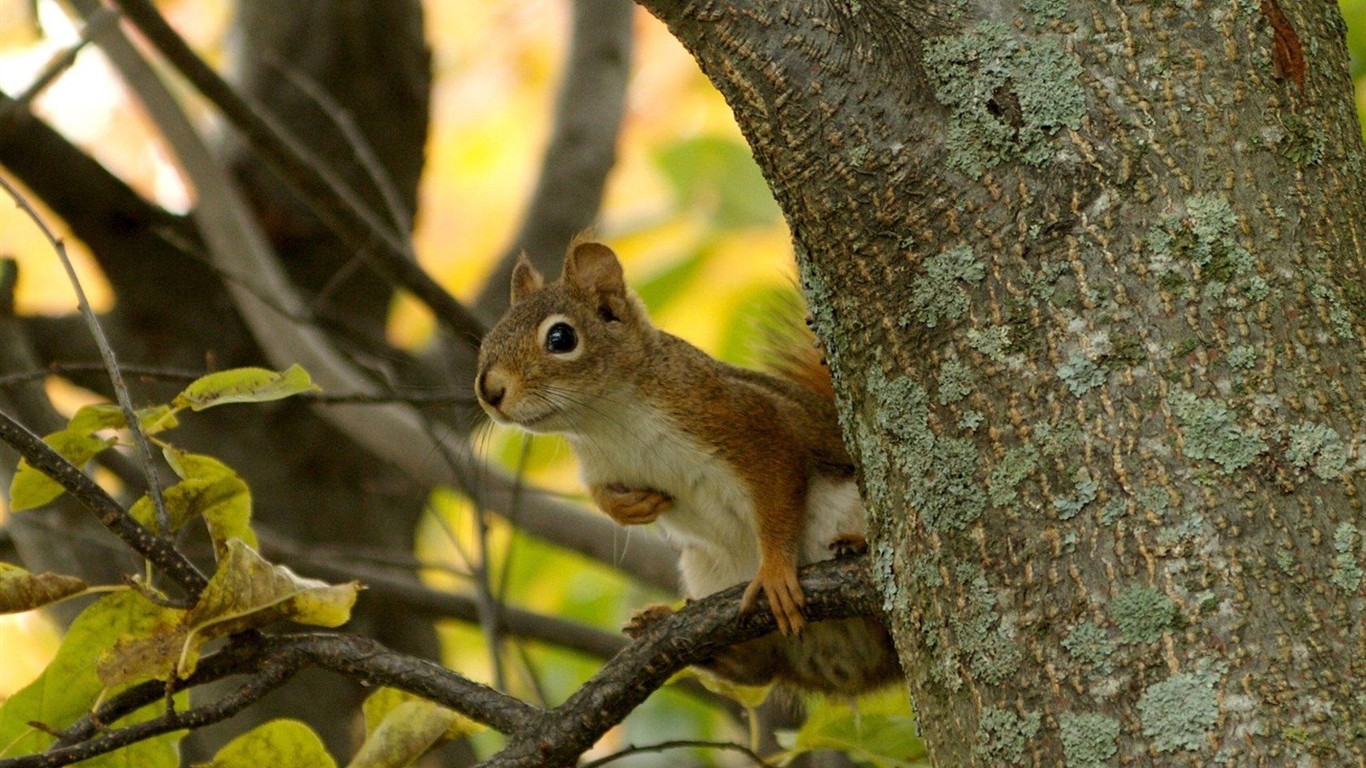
[475,0,635,319]
[581,740,775,768]
[0,174,171,534]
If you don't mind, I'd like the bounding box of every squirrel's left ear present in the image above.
[563,240,632,322]
[510,253,544,304]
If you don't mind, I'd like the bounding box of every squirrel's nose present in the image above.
[477,369,507,409]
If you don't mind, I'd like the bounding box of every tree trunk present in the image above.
[639,0,1366,764]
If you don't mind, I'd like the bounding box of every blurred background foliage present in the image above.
[2,0,1364,762]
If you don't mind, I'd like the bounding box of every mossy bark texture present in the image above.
[639,0,1366,764]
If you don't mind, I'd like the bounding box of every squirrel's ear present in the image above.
[563,241,632,321]
[510,253,544,304]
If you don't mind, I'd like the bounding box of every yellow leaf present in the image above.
[8,430,116,511]
[196,719,337,768]
[176,540,359,676]
[173,365,319,411]
[695,669,773,709]
[96,620,189,689]
[68,403,180,436]
[349,697,479,768]
[0,563,87,614]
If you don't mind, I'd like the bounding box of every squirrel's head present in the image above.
[475,239,653,433]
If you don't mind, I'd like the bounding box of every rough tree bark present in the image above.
[637,0,1366,765]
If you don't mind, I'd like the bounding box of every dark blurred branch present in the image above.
[475,0,635,319]
[104,0,486,347]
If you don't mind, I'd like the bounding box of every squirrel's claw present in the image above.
[623,603,675,639]
[594,483,673,525]
[741,559,806,636]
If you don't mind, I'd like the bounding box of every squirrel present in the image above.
[475,238,899,694]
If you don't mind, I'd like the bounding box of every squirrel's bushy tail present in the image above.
[752,288,835,402]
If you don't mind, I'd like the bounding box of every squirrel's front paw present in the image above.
[593,483,673,525]
[623,603,675,639]
[740,558,806,636]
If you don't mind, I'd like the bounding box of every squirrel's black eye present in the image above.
[544,322,578,354]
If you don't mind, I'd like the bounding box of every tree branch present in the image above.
[479,556,885,768]
[0,409,208,597]
[7,558,882,767]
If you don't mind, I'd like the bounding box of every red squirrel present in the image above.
[475,239,898,693]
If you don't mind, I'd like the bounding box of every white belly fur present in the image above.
[569,403,865,599]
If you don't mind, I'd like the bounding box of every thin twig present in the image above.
[0,174,171,535]
[10,8,119,110]
[580,739,775,768]
[0,410,208,597]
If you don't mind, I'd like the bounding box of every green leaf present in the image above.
[0,591,186,765]
[68,403,180,436]
[173,364,319,411]
[654,136,780,230]
[0,563,88,614]
[8,430,117,511]
[352,691,479,768]
[792,691,929,768]
[196,719,336,768]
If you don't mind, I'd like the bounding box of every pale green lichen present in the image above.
[1109,585,1178,644]
[1226,344,1258,370]
[976,707,1042,764]
[1332,522,1362,592]
[959,409,984,431]
[1286,422,1349,480]
[1146,194,1253,289]
[906,245,985,328]
[952,565,1021,683]
[1054,468,1099,520]
[1275,548,1296,573]
[874,540,898,612]
[1282,113,1326,166]
[923,437,988,532]
[989,444,1040,507]
[1138,671,1220,752]
[1158,513,1205,547]
[1058,350,1106,396]
[1168,389,1266,473]
[1062,621,1113,673]
[1033,420,1077,457]
[938,359,974,404]
[871,370,986,533]
[1100,498,1128,525]
[922,22,1085,177]
[967,325,1013,363]
[1310,283,1357,341]
[1059,712,1120,768]
[1022,0,1068,21]
[1136,486,1170,516]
